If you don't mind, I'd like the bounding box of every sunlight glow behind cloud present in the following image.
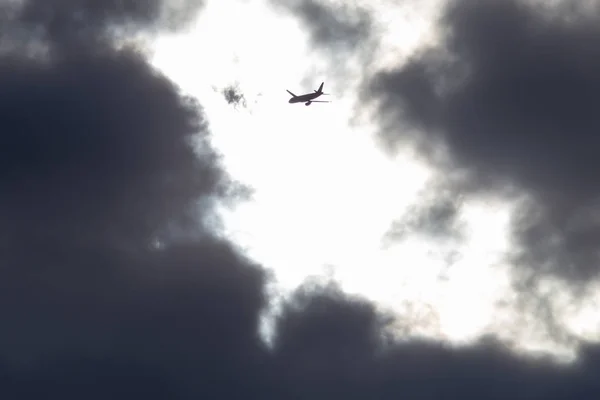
[150,0,600,360]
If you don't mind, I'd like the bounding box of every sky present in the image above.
[2,0,600,398]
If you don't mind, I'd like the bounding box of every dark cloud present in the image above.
[222,83,247,108]
[385,185,465,243]
[269,281,600,400]
[10,0,204,41]
[3,0,600,397]
[0,0,266,397]
[270,282,393,399]
[6,274,600,398]
[0,241,268,398]
[382,174,471,270]
[367,0,600,281]
[270,0,373,52]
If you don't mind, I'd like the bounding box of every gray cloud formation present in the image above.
[367,0,600,282]
[3,0,600,398]
[269,0,373,52]
[268,0,376,94]
[385,185,465,244]
[0,0,267,395]
[14,0,204,38]
[222,83,248,108]
[268,282,600,400]
[384,185,464,268]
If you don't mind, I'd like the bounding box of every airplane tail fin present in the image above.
[286,90,297,97]
[314,82,324,93]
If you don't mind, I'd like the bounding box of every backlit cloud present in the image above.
[367,0,600,283]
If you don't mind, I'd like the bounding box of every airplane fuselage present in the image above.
[288,92,322,103]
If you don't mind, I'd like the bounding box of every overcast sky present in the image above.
[2,0,600,398]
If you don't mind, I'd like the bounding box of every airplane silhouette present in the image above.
[286,82,330,106]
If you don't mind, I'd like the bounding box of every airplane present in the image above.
[286,82,330,106]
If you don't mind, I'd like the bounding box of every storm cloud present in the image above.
[368,0,600,282]
[269,282,600,400]
[0,0,266,396]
